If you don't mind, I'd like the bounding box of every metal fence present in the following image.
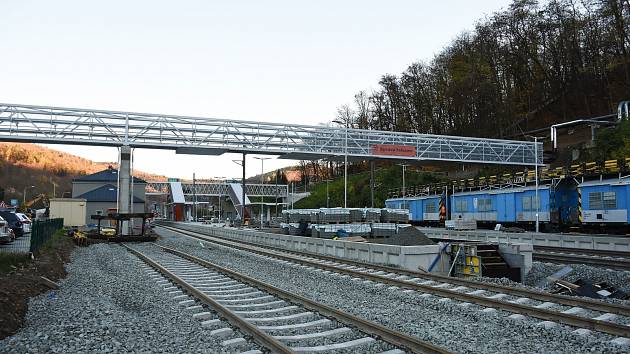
[30,218,64,253]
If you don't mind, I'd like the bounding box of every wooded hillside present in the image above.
[335,0,629,138]
[0,143,166,203]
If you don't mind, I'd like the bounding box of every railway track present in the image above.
[534,246,630,258]
[533,247,630,271]
[123,242,449,354]
[155,224,630,339]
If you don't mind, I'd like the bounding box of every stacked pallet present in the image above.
[380,209,410,223]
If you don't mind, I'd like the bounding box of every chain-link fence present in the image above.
[30,218,64,253]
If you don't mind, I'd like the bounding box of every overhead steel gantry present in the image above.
[0,103,542,165]
[0,102,542,217]
[146,182,288,198]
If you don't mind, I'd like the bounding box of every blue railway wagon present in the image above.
[407,196,441,224]
[450,191,499,223]
[512,187,551,223]
[385,198,406,210]
[579,179,630,225]
[385,196,441,224]
[450,187,551,224]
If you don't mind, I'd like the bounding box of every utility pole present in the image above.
[242,154,246,224]
[253,157,270,229]
[332,119,349,208]
[275,171,279,217]
[399,163,408,201]
[23,185,35,205]
[193,172,197,222]
[370,160,375,208]
[344,125,348,208]
[534,136,540,233]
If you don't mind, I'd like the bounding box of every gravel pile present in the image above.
[0,243,241,353]
[155,227,630,354]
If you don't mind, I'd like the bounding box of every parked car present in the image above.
[16,213,32,233]
[0,210,24,238]
[0,216,14,243]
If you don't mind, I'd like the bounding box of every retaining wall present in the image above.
[170,222,445,274]
[418,227,630,252]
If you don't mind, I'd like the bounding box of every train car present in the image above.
[450,190,501,224]
[386,177,629,232]
[446,186,553,228]
[386,195,443,225]
[579,179,630,232]
[410,195,442,225]
[512,186,551,224]
[448,185,569,229]
[385,198,406,210]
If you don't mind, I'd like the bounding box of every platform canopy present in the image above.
[0,103,542,166]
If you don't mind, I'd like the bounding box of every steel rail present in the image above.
[534,246,630,258]
[157,224,630,317]
[121,244,294,354]
[156,225,630,337]
[533,253,630,271]
[157,244,450,354]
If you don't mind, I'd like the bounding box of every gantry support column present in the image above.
[118,145,131,233]
[241,153,246,223]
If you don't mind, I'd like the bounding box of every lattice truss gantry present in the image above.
[146,182,288,198]
[0,103,542,165]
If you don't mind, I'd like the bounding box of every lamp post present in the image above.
[524,135,541,233]
[23,185,35,205]
[534,136,540,233]
[324,179,331,208]
[332,119,349,208]
[214,176,226,221]
[253,156,271,229]
[344,126,348,208]
[399,163,408,201]
[192,172,197,222]
[275,171,279,217]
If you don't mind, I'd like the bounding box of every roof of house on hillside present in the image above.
[76,184,144,203]
[72,166,146,184]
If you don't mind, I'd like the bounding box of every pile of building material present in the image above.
[283,208,410,224]
[445,219,477,230]
[310,223,372,238]
[364,209,382,222]
[278,208,415,240]
[282,209,313,223]
[313,208,351,224]
[380,209,410,223]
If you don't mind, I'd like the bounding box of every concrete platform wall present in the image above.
[418,227,630,252]
[170,222,445,274]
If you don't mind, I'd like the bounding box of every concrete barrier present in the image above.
[498,243,533,282]
[168,222,444,274]
[164,222,533,278]
[418,227,630,252]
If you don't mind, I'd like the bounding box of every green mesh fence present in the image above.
[30,218,64,253]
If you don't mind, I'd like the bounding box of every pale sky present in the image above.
[1,0,512,179]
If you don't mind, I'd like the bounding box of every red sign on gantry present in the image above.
[371,144,416,157]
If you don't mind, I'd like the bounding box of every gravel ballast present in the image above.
[0,243,250,353]
[155,225,630,354]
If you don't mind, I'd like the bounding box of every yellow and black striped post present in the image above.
[577,188,583,223]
